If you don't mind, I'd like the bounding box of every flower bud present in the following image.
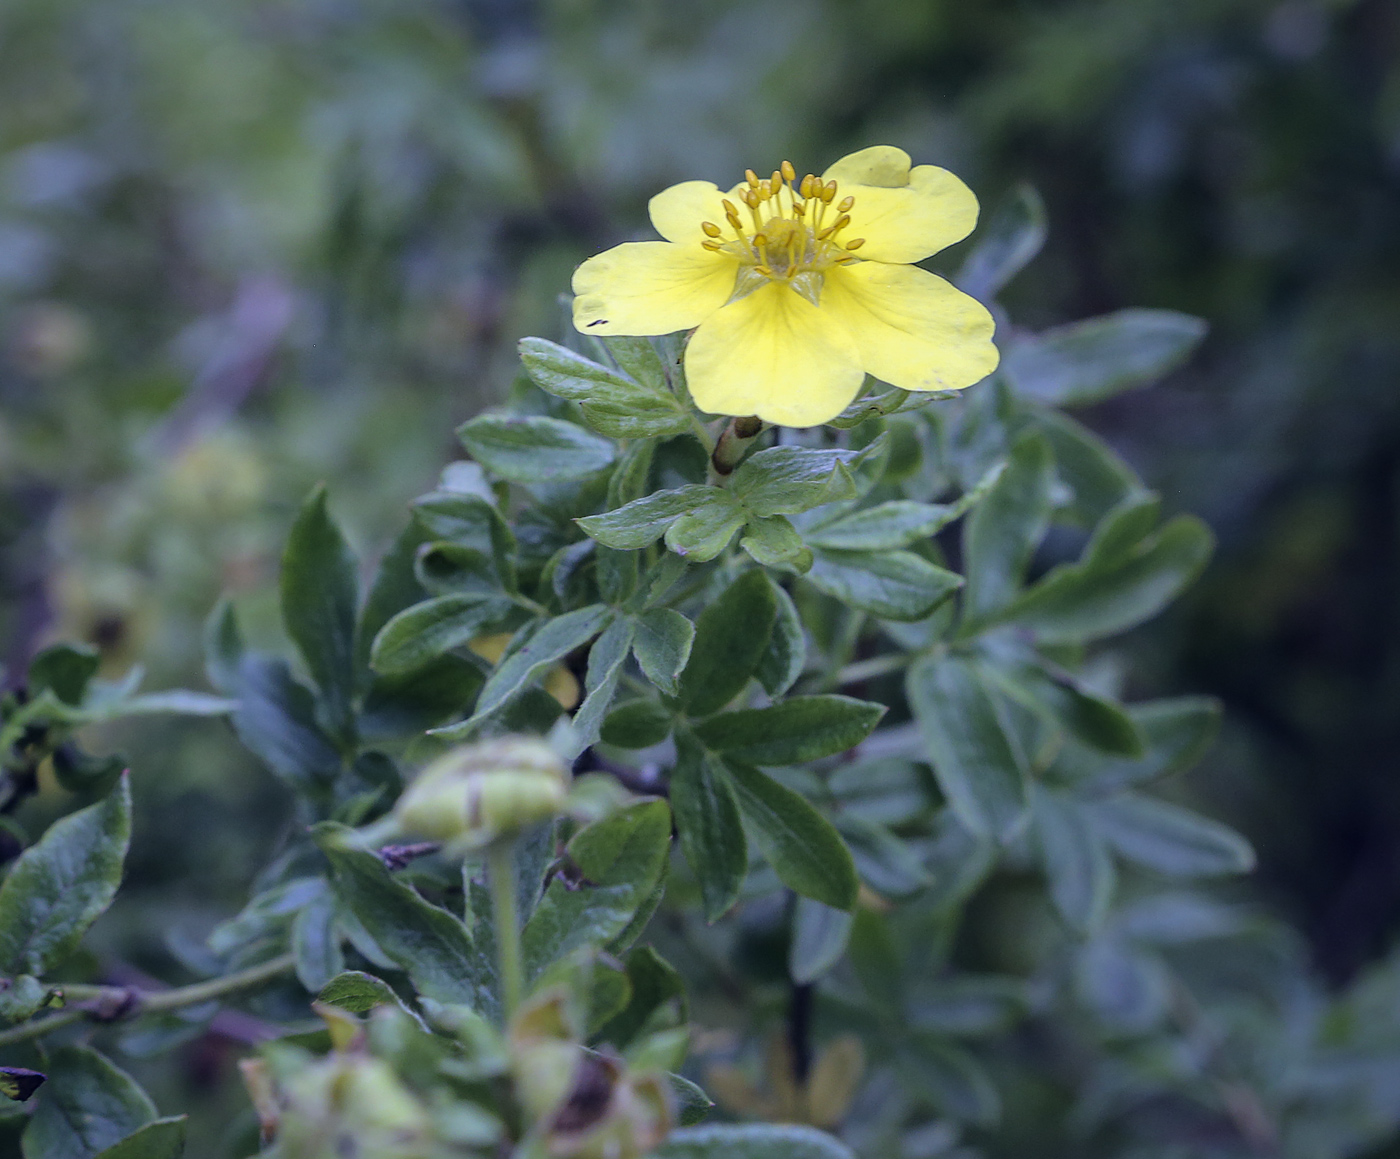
[394,737,568,851]
[508,992,674,1159]
[257,1048,433,1159]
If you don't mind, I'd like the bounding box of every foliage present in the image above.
[1,188,1398,1159]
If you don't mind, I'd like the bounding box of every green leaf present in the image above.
[355,522,429,672]
[229,657,341,791]
[962,431,1054,622]
[668,1075,715,1127]
[679,570,776,718]
[0,976,50,1022]
[27,645,99,706]
[581,394,692,439]
[359,655,485,740]
[693,696,884,765]
[897,1037,1000,1125]
[316,970,400,1014]
[93,1117,187,1159]
[789,897,853,984]
[458,414,615,483]
[1004,308,1207,406]
[1000,515,1214,642]
[671,737,747,922]
[740,515,810,570]
[907,655,1029,842]
[601,336,669,393]
[1085,492,1162,564]
[0,777,130,977]
[1076,696,1222,791]
[576,486,719,550]
[805,500,965,551]
[520,338,688,436]
[568,617,636,754]
[442,606,613,737]
[631,608,694,696]
[806,549,962,622]
[1031,408,1140,527]
[412,492,516,590]
[664,500,747,562]
[314,824,495,1015]
[1033,787,1115,933]
[22,1045,155,1159]
[727,762,857,910]
[202,599,244,695]
[834,815,932,897]
[600,700,673,749]
[292,886,343,992]
[522,801,671,982]
[990,663,1144,758]
[956,182,1048,300]
[105,691,236,717]
[595,946,685,1048]
[1091,794,1255,877]
[731,443,882,517]
[369,595,512,676]
[1075,939,1170,1032]
[519,337,647,400]
[756,579,805,698]
[281,485,359,736]
[654,1124,858,1159]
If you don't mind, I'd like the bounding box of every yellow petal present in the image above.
[685,282,863,428]
[572,242,737,336]
[648,180,732,245]
[824,261,999,392]
[822,146,979,264]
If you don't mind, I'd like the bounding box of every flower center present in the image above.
[699,161,865,307]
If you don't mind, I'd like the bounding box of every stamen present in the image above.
[701,221,722,238]
[781,160,796,182]
[845,238,866,251]
[745,169,760,188]
[823,180,838,203]
[770,170,783,193]
[837,195,855,213]
[800,174,815,199]
[702,240,723,251]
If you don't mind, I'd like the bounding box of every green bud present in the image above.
[263,1050,434,1159]
[394,737,569,851]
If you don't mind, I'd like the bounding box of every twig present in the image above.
[0,953,298,1050]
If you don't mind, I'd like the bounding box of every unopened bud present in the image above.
[265,1050,432,1158]
[394,738,568,851]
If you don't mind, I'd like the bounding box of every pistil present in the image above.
[700,160,866,305]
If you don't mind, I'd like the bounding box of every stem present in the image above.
[830,653,911,687]
[0,952,297,1050]
[488,843,523,1022]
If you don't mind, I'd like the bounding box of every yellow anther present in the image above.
[721,198,738,215]
[701,240,723,251]
[793,200,806,217]
[745,169,760,188]
[845,237,866,250]
[740,189,756,208]
[726,213,745,232]
[800,174,814,198]
[753,233,768,247]
[755,265,773,276]
[701,221,722,238]
[837,195,855,213]
[758,181,773,201]
[823,180,838,202]
[781,160,796,182]
[771,170,784,191]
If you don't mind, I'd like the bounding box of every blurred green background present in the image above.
[1,0,1397,1150]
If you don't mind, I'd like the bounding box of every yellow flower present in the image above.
[572,146,999,428]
